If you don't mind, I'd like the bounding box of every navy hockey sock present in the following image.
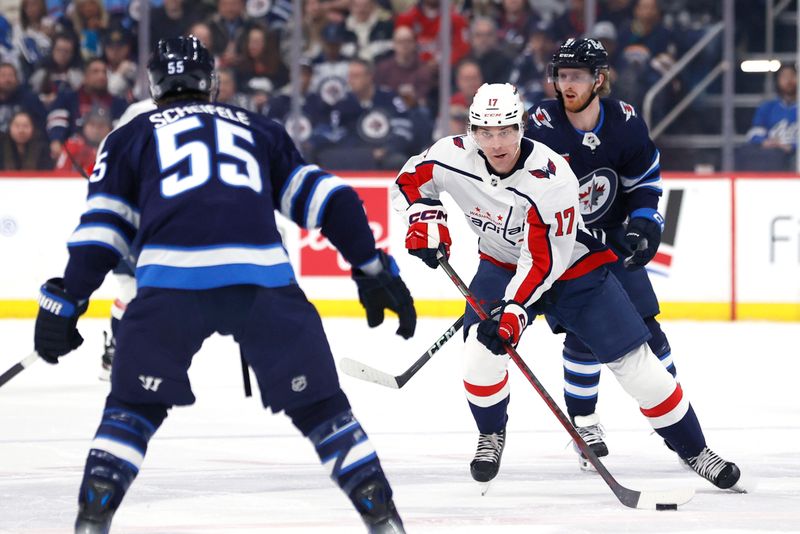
[562,343,602,419]
[77,397,167,525]
[307,410,396,524]
[467,395,509,434]
[646,317,676,378]
[653,404,706,459]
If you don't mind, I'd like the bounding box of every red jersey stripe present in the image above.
[512,204,552,303]
[560,249,617,280]
[464,372,509,397]
[640,384,684,418]
[396,162,435,204]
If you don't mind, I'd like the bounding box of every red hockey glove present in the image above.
[476,301,528,355]
[404,200,451,269]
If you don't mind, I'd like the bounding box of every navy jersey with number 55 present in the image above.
[524,98,661,230]
[63,100,355,299]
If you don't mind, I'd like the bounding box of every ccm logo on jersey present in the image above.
[619,101,636,121]
[530,106,554,129]
[409,209,447,223]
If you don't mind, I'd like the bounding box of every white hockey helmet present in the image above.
[468,83,526,130]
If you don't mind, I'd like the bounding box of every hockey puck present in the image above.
[656,503,678,511]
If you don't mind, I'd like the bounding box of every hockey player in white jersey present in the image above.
[390,83,746,493]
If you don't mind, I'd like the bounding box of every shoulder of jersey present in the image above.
[523,141,573,184]
[527,99,561,130]
[602,97,645,128]
[424,134,474,162]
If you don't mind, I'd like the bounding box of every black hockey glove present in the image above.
[34,278,88,363]
[624,209,664,270]
[475,301,528,355]
[352,250,417,339]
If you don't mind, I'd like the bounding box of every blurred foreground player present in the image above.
[391,82,746,494]
[34,36,414,533]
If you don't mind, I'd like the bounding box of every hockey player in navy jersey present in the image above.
[391,82,745,493]
[525,37,677,470]
[33,37,414,534]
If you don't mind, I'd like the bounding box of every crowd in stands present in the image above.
[0,0,794,172]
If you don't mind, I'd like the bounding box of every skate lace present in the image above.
[688,447,727,481]
[473,432,505,463]
[576,424,606,446]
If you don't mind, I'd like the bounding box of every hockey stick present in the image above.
[0,352,39,389]
[340,315,464,389]
[437,254,694,510]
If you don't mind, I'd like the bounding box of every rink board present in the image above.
[0,172,798,320]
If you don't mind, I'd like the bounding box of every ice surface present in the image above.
[1,318,799,533]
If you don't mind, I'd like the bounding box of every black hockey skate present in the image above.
[686,447,746,492]
[352,478,405,533]
[470,429,506,493]
[99,331,115,382]
[572,414,608,471]
[74,478,117,534]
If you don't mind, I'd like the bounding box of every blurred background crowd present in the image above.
[0,0,796,172]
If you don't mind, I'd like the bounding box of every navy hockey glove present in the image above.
[624,208,664,270]
[352,251,417,339]
[404,200,451,269]
[475,301,528,355]
[34,278,88,363]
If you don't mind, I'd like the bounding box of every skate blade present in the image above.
[729,471,757,494]
[478,481,492,496]
[578,456,596,472]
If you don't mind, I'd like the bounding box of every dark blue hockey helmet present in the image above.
[548,37,609,79]
[147,36,216,102]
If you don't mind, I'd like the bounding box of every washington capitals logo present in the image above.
[452,136,465,149]
[530,159,557,179]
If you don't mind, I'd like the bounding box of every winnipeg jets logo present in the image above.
[577,167,618,223]
[530,158,557,179]
[619,101,636,121]
[582,132,601,151]
[530,106,554,129]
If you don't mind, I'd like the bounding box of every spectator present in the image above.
[600,0,635,29]
[28,32,84,105]
[614,0,675,115]
[450,58,483,108]
[465,17,514,84]
[395,0,470,67]
[300,0,328,60]
[13,0,55,80]
[550,0,592,42]
[0,14,20,72]
[63,0,108,60]
[0,110,51,170]
[187,21,217,61]
[311,58,417,170]
[0,62,47,134]
[215,67,252,108]
[586,20,620,69]
[150,0,205,49]
[344,0,394,63]
[102,26,136,99]
[234,23,288,93]
[509,22,557,106]
[207,0,251,67]
[736,64,797,171]
[374,26,435,107]
[497,0,540,56]
[46,57,127,159]
[309,22,355,108]
[54,106,111,175]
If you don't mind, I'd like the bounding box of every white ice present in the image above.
[1,317,799,533]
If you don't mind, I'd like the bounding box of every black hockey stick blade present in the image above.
[0,352,39,388]
[436,254,695,510]
[340,315,464,389]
